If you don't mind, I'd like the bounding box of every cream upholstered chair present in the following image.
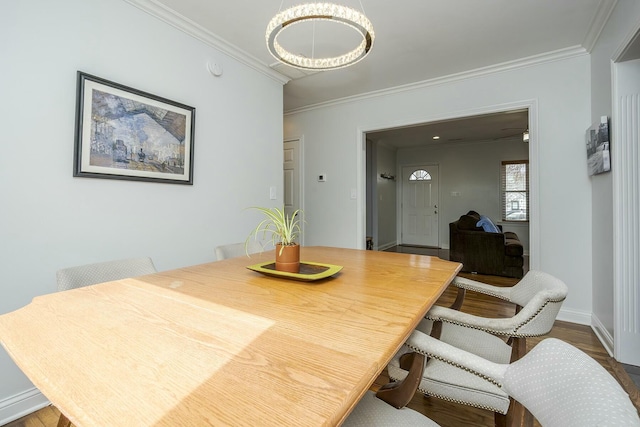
[401,334,640,427]
[56,257,157,291]
[215,241,263,261]
[388,270,568,426]
[55,257,157,427]
[504,338,640,427]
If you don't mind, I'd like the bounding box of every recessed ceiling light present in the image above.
[432,136,440,140]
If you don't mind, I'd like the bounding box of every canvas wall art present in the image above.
[74,72,196,184]
[586,115,610,176]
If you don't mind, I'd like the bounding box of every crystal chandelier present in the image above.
[266,3,375,71]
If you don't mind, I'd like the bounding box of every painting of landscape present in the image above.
[74,72,195,184]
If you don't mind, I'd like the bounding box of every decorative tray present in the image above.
[246,261,343,282]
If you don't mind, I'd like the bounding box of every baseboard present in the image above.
[591,314,614,357]
[377,242,397,251]
[0,387,50,426]
[556,306,591,326]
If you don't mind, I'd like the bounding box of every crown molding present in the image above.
[285,46,588,115]
[582,0,618,53]
[122,0,290,85]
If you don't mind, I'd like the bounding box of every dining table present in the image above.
[0,246,461,426]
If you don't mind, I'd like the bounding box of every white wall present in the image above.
[589,0,640,352]
[285,54,592,324]
[394,138,529,251]
[0,0,283,422]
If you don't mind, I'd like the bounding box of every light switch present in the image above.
[269,186,277,200]
[351,188,357,199]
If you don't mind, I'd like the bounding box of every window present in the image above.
[409,169,432,181]
[501,161,529,221]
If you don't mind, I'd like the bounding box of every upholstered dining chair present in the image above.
[400,334,640,427]
[56,257,157,291]
[388,270,569,426]
[215,241,263,261]
[55,256,157,427]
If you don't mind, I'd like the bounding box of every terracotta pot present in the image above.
[275,243,300,273]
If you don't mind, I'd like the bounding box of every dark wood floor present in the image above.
[5,251,640,427]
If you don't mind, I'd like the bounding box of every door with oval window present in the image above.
[401,165,439,247]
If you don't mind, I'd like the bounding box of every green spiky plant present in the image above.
[246,207,303,255]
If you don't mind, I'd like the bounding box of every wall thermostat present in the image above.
[318,174,327,182]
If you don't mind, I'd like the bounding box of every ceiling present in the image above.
[367,109,529,149]
[127,0,614,145]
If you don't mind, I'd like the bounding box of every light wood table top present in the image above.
[0,247,461,426]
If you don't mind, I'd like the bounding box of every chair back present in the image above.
[503,338,640,427]
[56,257,157,291]
[508,270,568,336]
[215,241,262,261]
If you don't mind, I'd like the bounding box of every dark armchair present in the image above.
[449,211,524,278]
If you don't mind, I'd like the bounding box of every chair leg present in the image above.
[523,407,534,427]
[495,397,533,427]
[449,287,466,310]
[376,352,425,409]
[510,336,527,363]
[57,413,72,427]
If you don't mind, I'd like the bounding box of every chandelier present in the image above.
[266,3,375,71]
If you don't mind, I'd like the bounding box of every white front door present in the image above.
[401,165,439,247]
[283,139,302,242]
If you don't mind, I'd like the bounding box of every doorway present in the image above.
[365,107,532,255]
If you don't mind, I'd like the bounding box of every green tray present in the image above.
[247,261,343,282]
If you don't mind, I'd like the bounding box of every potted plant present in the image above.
[246,207,303,273]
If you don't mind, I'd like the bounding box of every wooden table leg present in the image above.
[57,413,72,427]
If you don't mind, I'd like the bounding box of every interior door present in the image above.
[283,139,302,242]
[401,165,439,247]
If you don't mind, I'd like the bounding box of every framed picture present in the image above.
[586,115,610,176]
[74,71,195,184]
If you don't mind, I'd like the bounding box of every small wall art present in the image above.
[586,115,610,176]
[74,71,196,184]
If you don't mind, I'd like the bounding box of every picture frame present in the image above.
[74,71,196,184]
[586,115,610,176]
